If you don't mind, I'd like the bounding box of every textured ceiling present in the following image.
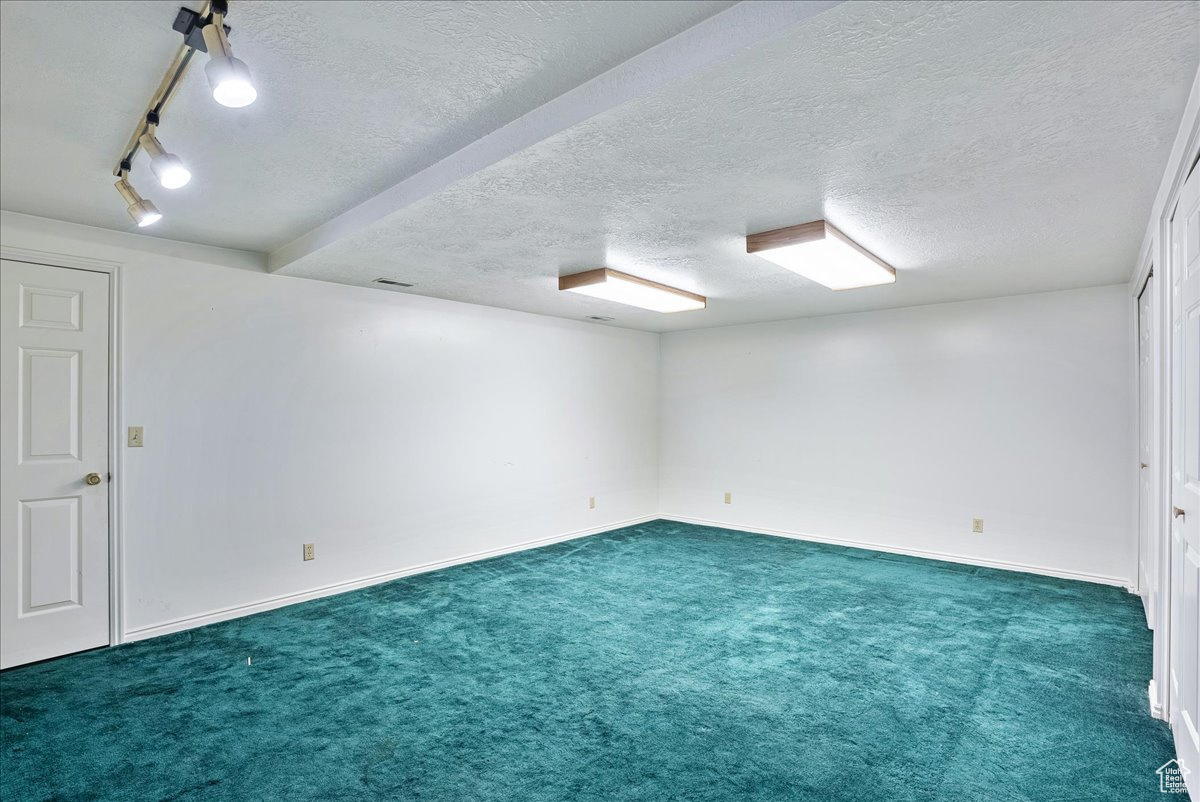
[1,1,1198,332]
[278,0,1200,331]
[0,0,733,251]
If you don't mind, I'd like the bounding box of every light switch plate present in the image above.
[724,492,732,504]
[588,496,596,510]
[971,517,984,534]
[127,426,144,447]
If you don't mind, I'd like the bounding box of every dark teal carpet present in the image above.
[1,520,1175,801]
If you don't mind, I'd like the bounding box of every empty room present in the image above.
[1,1,1199,800]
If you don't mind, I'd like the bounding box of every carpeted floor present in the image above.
[0,520,1176,801]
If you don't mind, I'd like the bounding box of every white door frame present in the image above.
[1133,237,1172,721]
[1135,265,1158,616]
[0,244,124,651]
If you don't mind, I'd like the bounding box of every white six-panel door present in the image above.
[1169,162,1200,799]
[0,259,110,669]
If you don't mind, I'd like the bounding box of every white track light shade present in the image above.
[202,16,257,108]
[206,56,256,108]
[115,178,162,227]
[206,55,256,108]
[129,200,163,227]
[139,133,191,189]
[150,153,190,189]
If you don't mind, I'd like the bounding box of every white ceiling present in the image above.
[2,1,1198,332]
[0,0,733,250]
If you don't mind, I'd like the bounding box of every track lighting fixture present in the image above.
[110,1,258,226]
[139,119,191,189]
[114,173,162,227]
[202,5,257,108]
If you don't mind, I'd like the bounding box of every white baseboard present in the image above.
[1141,588,1156,631]
[122,513,1132,643]
[1150,679,1167,721]
[121,514,656,643]
[659,514,1133,588]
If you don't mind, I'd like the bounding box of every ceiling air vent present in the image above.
[372,278,414,288]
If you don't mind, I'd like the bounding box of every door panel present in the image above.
[0,260,110,669]
[23,348,81,460]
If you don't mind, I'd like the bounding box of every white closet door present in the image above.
[1169,162,1200,799]
[0,259,110,669]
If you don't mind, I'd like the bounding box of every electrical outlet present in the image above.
[971,518,984,534]
[724,492,732,504]
[588,496,596,510]
[127,426,144,447]
[303,543,315,561]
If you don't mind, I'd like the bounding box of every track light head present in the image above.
[150,153,190,189]
[202,13,256,108]
[138,131,191,189]
[114,178,162,227]
[128,199,163,227]
[205,55,256,108]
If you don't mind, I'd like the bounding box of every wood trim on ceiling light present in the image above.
[559,268,706,313]
[746,219,896,290]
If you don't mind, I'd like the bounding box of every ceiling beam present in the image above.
[267,0,841,273]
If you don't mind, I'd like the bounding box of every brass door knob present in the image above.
[1175,507,1187,520]
[85,472,102,486]
[1141,463,1148,469]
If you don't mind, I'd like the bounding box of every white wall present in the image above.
[659,286,1136,585]
[1,212,659,638]
[0,209,1141,644]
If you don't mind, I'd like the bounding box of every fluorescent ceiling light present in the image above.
[746,220,896,290]
[559,268,705,313]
